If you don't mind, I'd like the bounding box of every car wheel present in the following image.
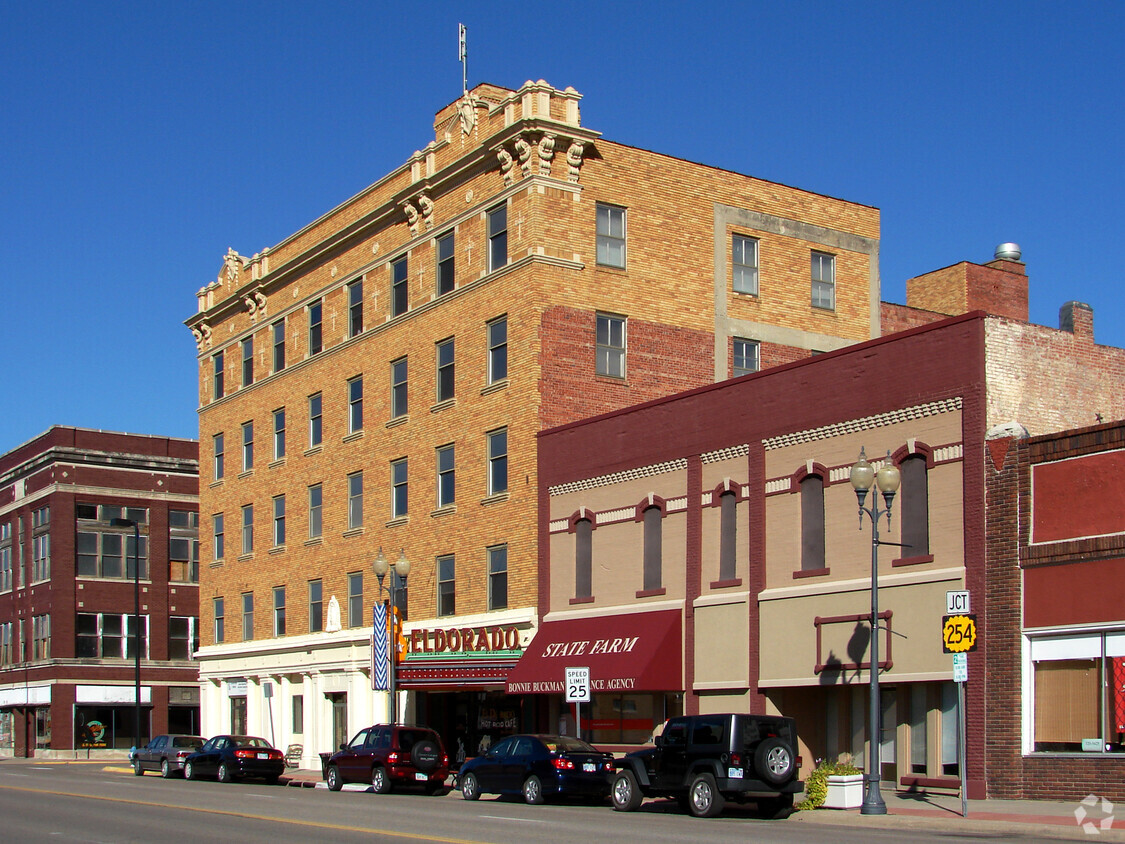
[184,761,196,781]
[217,762,234,784]
[326,765,343,792]
[753,737,795,786]
[460,771,481,801]
[755,792,794,820]
[611,770,643,812]
[688,772,725,818]
[371,766,392,794]
[523,775,544,805]
[410,738,441,772]
[160,759,173,779]
[133,758,144,776]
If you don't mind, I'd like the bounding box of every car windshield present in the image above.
[541,736,597,753]
[233,736,272,748]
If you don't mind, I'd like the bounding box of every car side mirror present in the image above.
[654,734,664,748]
[339,743,348,752]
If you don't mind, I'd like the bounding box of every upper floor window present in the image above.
[308,484,323,539]
[487,317,507,384]
[347,572,363,628]
[348,472,363,530]
[487,428,508,496]
[488,205,508,272]
[488,544,508,611]
[272,495,286,547]
[436,338,455,403]
[348,376,364,433]
[391,358,408,419]
[642,505,662,592]
[733,338,759,377]
[900,454,931,558]
[437,555,455,617]
[212,513,225,561]
[732,234,759,295]
[31,507,50,582]
[272,319,286,373]
[212,351,224,400]
[308,579,323,633]
[169,510,199,583]
[32,614,50,660]
[213,597,225,644]
[800,473,826,571]
[241,592,254,641]
[241,504,254,555]
[76,517,148,580]
[308,299,324,355]
[348,278,364,337]
[273,408,286,460]
[436,444,455,508]
[811,251,836,310]
[391,459,409,519]
[437,231,455,295]
[391,256,408,317]
[575,517,593,600]
[0,622,13,666]
[168,616,199,660]
[309,393,323,448]
[273,586,286,636]
[241,337,254,387]
[0,523,11,593]
[719,491,738,582]
[241,421,254,472]
[77,612,149,659]
[596,314,626,378]
[596,204,626,268]
[213,433,225,480]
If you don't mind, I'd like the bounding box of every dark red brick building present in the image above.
[0,427,199,758]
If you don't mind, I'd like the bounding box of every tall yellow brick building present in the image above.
[186,79,880,763]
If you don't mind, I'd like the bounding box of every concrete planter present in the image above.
[822,773,864,809]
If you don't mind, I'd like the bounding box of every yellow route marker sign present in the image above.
[942,614,978,653]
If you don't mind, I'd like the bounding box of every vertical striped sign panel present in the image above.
[372,603,389,691]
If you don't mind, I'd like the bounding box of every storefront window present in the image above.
[588,693,682,745]
[1030,632,1125,753]
[75,706,149,749]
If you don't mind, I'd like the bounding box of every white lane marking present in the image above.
[478,815,549,824]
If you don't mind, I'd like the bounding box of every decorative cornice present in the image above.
[548,458,688,496]
[701,444,750,464]
[763,397,963,451]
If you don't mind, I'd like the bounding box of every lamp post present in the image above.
[373,548,410,723]
[849,447,901,816]
[110,517,143,751]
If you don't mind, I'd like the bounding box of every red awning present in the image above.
[505,609,682,694]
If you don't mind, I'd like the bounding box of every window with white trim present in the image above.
[733,338,759,377]
[488,205,508,272]
[487,428,508,496]
[811,251,836,310]
[732,234,759,295]
[597,203,626,268]
[596,314,626,378]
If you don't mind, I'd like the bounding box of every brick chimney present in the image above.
[906,244,1029,321]
[1059,301,1094,342]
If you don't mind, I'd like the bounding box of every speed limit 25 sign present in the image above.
[942,614,978,653]
[565,667,591,703]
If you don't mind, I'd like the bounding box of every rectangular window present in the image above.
[391,459,408,519]
[348,278,363,337]
[487,428,508,496]
[32,615,49,660]
[292,695,304,734]
[488,544,508,611]
[436,231,455,295]
[241,336,254,387]
[213,351,225,400]
[487,317,507,384]
[213,513,225,560]
[801,474,826,571]
[0,622,14,665]
[241,504,254,555]
[273,586,286,636]
[348,376,363,433]
[241,421,254,472]
[643,506,663,591]
[596,203,626,268]
[733,338,759,377]
[0,523,11,592]
[391,357,408,419]
[78,612,155,659]
[347,572,363,628]
[811,251,836,310]
[214,597,225,644]
[308,299,323,354]
[391,256,408,317]
[241,592,254,641]
[437,555,455,617]
[169,510,200,583]
[273,408,286,460]
[488,205,508,271]
[272,495,286,547]
[348,472,363,530]
[308,484,323,539]
[272,319,286,373]
[76,528,148,580]
[168,616,199,660]
[436,338,455,403]
[32,531,49,582]
[437,445,455,508]
[596,314,626,378]
[309,393,323,447]
[213,433,225,480]
[308,579,323,633]
[732,234,759,295]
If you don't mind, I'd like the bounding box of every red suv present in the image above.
[325,724,449,795]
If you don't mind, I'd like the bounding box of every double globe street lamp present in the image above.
[373,548,410,723]
[848,447,901,816]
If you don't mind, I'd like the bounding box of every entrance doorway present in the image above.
[328,693,347,750]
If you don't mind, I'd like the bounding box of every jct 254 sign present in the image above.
[409,625,521,654]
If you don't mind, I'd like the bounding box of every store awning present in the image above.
[505,609,682,694]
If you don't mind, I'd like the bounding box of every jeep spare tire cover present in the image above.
[411,738,441,771]
[753,737,795,785]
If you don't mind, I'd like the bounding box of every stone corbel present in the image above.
[418,194,435,231]
[566,139,586,183]
[538,133,556,176]
[514,135,533,177]
[402,199,421,235]
[192,321,213,351]
[497,147,515,186]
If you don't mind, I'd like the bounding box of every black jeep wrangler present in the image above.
[611,713,801,818]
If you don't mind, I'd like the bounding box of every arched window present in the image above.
[643,506,663,591]
[719,491,738,581]
[801,474,825,571]
[900,454,930,558]
[575,518,593,599]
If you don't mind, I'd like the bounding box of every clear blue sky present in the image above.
[2,1,1121,448]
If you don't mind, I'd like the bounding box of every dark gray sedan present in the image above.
[132,734,205,778]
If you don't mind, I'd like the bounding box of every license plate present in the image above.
[415,772,428,781]
[257,752,268,760]
[583,763,596,773]
[727,767,743,779]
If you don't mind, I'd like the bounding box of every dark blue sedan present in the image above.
[183,735,284,784]
[457,734,615,804]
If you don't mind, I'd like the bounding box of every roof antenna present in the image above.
[459,23,468,96]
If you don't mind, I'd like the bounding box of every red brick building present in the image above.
[0,427,199,758]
